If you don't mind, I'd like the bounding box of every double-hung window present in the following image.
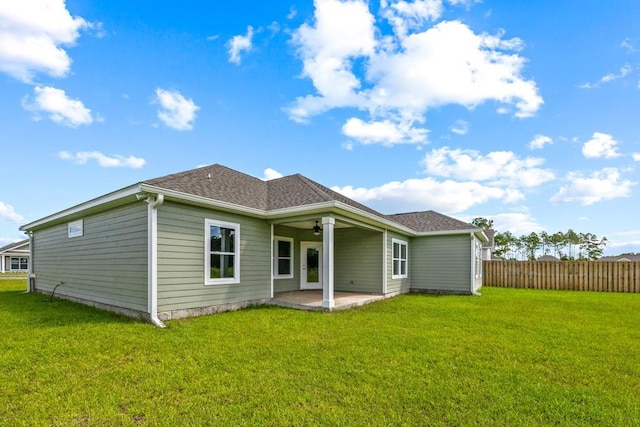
[274,236,293,279]
[392,239,408,279]
[205,219,240,285]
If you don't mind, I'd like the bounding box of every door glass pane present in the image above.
[306,247,319,283]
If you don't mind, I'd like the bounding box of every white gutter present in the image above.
[416,228,488,242]
[470,233,481,296]
[143,193,166,328]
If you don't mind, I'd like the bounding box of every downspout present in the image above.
[143,193,166,328]
[27,231,34,293]
[470,233,481,296]
[270,223,274,299]
[382,230,388,294]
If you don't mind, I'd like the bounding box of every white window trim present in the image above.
[204,218,240,285]
[68,219,83,238]
[474,239,483,279]
[273,236,294,279]
[391,238,408,279]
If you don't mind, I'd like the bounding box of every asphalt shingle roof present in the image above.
[386,211,478,233]
[143,164,479,234]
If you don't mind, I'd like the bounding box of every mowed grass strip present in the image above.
[1,279,639,426]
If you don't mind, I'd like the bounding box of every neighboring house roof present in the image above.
[482,229,495,249]
[537,254,560,261]
[0,239,29,254]
[21,164,486,240]
[598,254,640,262]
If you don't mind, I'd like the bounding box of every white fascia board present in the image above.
[19,184,143,231]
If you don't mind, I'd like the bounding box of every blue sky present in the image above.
[1,0,639,255]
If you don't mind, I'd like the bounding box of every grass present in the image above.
[1,280,639,426]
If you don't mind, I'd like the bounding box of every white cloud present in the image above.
[342,117,428,145]
[422,146,555,188]
[334,177,523,214]
[484,212,545,235]
[154,88,199,131]
[0,201,24,223]
[0,0,92,82]
[529,134,552,150]
[288,1,542,146]
[450,119,468,135]
[261,168,283,180]
[632,153,640,161]
[228,26,254,64]
[58,151,146,168]
[550,168,636,205]
[621,39,637,53]
[288,0,375,122]
[22,85,92,127]
[0,237,25,246]
[582,132,621,159]
[381,0,445,39]
[608,230,640,249]
[581,64,633,89]
[601,64,632,83]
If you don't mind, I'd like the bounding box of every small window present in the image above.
[68,219,83,238]
[392,239,408,279]
[274,236,294,279]
[205,219,240,285]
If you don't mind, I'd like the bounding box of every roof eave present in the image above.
[20,184,143,232]
[415,229,488,241]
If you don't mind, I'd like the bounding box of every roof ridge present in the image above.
[141,164,217,185]
[295,174,335,202]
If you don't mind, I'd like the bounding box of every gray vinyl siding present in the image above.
[156,201,271,312]
[334,228,383,293]
[411,234,472,293]
[31,202,148,311]
[386,231,411,294]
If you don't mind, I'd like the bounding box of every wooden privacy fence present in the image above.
[483,261,640,293]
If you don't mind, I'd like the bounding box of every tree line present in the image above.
[472,218,608,261]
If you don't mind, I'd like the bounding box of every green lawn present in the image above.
[1,280,639,426]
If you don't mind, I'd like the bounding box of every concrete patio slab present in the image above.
[268,290,386,311]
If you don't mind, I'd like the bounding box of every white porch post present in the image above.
[321,216,335,309]
[1,255,4,273]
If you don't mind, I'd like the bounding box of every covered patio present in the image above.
[269,290,386,311]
